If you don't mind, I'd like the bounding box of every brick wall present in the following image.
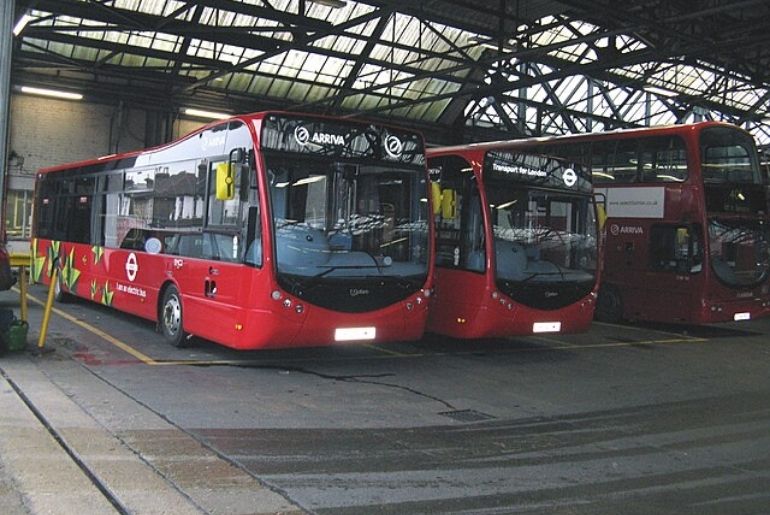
[5,94,208,248]
[8,94,147,176]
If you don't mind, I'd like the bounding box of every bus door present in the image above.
[618,223,703,322]
[428,155,487,331]
[171,148,254,342]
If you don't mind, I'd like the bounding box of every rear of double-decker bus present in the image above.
[251,113,433,347]
[427,144,599,339]
[698,124,770,322]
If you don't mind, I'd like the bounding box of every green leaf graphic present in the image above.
[31,239,47,283]
[61,248,81,293]
[91,245,104,265]
[101,281,114,306]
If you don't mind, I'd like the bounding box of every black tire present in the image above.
[160,285,188,348]
[595,284,623,323]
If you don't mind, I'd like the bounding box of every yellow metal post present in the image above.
[18,268,27,322]
[37,267,58,349]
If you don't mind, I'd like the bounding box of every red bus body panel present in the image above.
[34,239,430,349]
[429,268,595,339]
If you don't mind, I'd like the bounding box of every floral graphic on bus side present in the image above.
[30,239,47,283]
[101,281,114,306]
[46,241,60,279]
[92,245,104,265]
[90,279,99,300]
[60,248,81,294]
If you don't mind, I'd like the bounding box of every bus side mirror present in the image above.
[431,182,442,216]
[216,162,235,200]
[441,188,456,219]
[596,203,607,230]
[593,192,607,230]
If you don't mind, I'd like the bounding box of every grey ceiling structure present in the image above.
[11,0,770,147]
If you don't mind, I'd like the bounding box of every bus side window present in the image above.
[244,206,262,266]
[591,140,638,183]
[640,137,688,183]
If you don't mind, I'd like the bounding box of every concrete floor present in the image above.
[1,284,769,514]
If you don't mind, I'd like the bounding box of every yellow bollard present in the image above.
[37,268,58,349]
[19,267,28,322]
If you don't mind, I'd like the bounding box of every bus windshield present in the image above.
[708,218,769,287]
[267,155,428,282]
[701,127,762,184]
[488,183,597,308]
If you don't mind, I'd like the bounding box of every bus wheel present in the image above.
[54,274,73,303]
[596,285,623,323]
[160,286,187,348]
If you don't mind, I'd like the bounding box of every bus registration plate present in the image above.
[335,327,376,342]
[533,322,561,333]
[733,312,751,321]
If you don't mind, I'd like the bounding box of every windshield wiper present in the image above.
[312,264,381,279]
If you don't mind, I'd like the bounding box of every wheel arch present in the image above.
[157,279,181,323]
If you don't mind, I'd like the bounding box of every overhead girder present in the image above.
[9,0,770,144]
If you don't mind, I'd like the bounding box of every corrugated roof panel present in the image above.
[302,84,334,104]
[266,77,294,98]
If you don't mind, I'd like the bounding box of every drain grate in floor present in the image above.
[439,409,496,423]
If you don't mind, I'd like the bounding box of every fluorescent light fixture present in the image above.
[13,14,32,36]
[643,85,678,98]
[292,175,325,186]
[20,86,83,100]
[496,199,518,210]
[656,174,684,182]
[309,0,346,8]
[182,107,230,120]
[592,171,615,180]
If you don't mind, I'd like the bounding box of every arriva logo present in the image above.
[350,288,370,297]
[294,126,310,145]
[312,132,345,145]
[294,126,345,146]
[384,135,404,158]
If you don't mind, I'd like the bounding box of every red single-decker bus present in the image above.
[32,112,434,349]
[426,140,600,339]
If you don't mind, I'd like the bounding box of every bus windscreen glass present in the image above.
[266,156,429,311]
[701,127,762,184]
[488,185,597,310]
[708,218,769,287]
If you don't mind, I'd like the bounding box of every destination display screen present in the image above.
[484,150,591,193]
[261,114,425,167]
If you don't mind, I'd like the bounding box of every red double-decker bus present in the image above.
[584,121,770,324]
[32,112,433,349]
[426,140,600,339]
